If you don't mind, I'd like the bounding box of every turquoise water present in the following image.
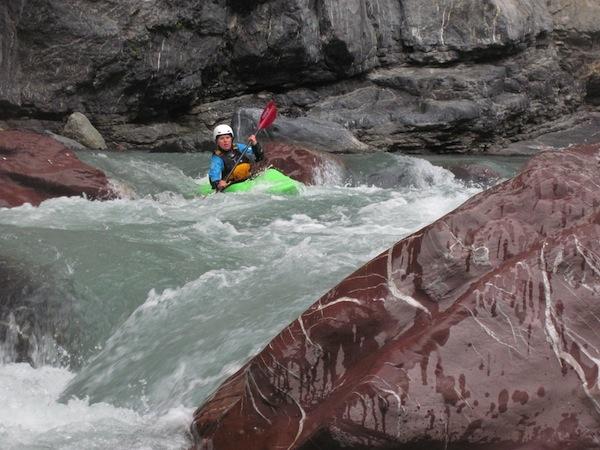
[0,151,520,449]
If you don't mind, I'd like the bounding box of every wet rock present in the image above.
[354,153,456,189]
[257,141,345,185]
[0,130,119,207]
[191,142,600,449]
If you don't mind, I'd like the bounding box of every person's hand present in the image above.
[248,134,257,146]
[217,180,230,191]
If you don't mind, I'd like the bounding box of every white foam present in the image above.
[0,363,192,450]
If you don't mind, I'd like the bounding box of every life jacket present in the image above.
[230,163,251,182]
[214,144,252,182]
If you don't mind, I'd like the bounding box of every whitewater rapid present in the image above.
[0,151,518,449]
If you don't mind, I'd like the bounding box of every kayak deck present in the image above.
[196,168,301,196]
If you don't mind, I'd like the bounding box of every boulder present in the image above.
[257,141,346,185]
[233,106,371,154]
[0,130,119,207]
[63,112,107,150]
[191,143,600,449]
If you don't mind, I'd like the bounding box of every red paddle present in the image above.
[223,101,278,183]
[255,100,277,134]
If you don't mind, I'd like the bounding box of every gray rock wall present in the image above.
[0,1,24,109]
[399,0,552,62]
[0,0,599,152]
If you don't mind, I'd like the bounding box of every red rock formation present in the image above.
[0,130,118,207]
[257,141,345,185]
[191,144,600,449]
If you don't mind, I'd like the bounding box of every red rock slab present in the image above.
[0,130,118,207]
[256,141,345,185]
[191,144,600,450]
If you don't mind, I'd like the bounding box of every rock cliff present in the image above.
[0,0,599,152]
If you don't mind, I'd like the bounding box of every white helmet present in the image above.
[213,124,234,141]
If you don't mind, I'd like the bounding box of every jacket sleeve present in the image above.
[208,155,224,188]
[238,142,264,162]
[252,142,264,162]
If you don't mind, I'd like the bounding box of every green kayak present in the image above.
[196,168,301,196]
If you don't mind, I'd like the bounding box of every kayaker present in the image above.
[208,124,264,191]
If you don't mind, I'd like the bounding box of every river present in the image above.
[0,150,525,449]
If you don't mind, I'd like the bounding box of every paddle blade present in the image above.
[257,100,277,131]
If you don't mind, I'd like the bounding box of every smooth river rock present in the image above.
[191,142,600,449]
[257,141,346,186]
[0,130,118,207]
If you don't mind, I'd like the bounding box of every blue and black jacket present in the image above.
[208,143,264,189]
